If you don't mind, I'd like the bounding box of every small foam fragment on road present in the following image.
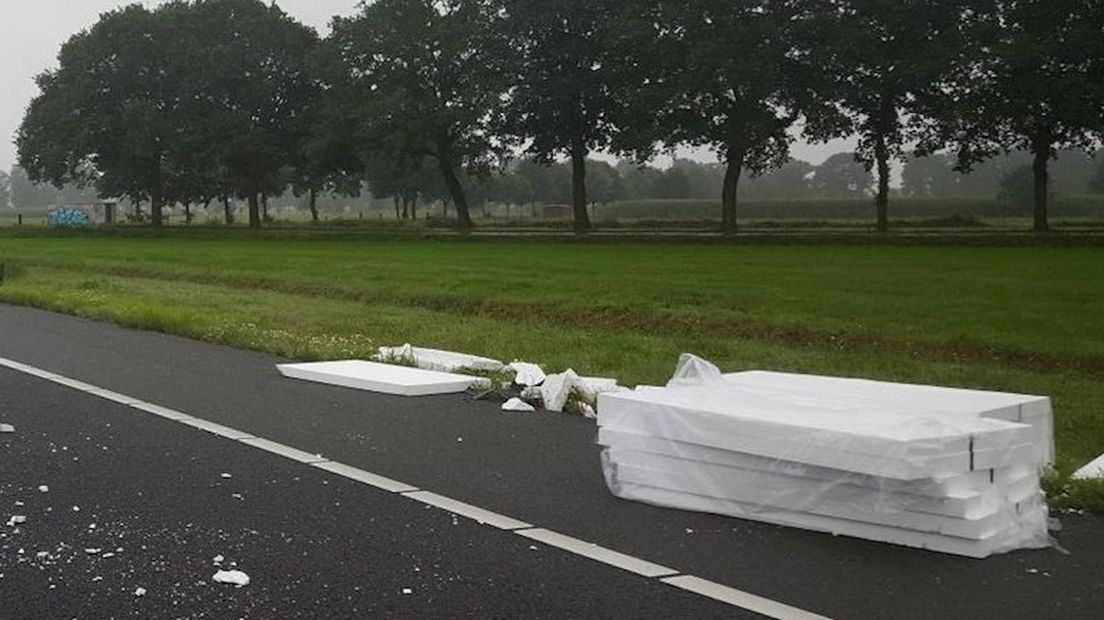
[6,515,26,527]
[0,423,14,433]
[212,570,250,587]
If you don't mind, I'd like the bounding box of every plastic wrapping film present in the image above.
[597,355,1052,558]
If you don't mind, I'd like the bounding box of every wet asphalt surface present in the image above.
[0,303,1102,619]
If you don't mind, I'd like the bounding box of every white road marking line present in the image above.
[240,437,328,464]
[179,418,256,441]
[313,461,419,493]
[662,575,831,620]
[86,388,145,405]
[0,355,830,619]
[402,491,531,531]
[130,402,194,421]
[517,528,678,578]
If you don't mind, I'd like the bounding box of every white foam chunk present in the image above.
[378,344,504,373]
[277,360,480,397]
[212,570,251,586]
[1072,454,1104,480]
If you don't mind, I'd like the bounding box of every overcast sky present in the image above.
[0,0,854,174]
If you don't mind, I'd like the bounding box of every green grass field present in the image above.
[1,233,1101,509]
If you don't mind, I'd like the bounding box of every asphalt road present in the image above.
[0,368,749,618]
[1,303,1101,618]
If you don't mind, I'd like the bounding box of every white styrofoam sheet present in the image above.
[604,447,1038,520]
[609,481,1050,559]
[598,389,1032,478]
[723,371,1054,466]
[598,428,1035,498]
[277,360,480,397]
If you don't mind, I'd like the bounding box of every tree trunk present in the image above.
[411,195,418,220]
[570,141,592,233]
[874,129,890,233]
[151,194,164,228]
[184,203,192,225]
[261,192,269,221]
[393,196,401,219]
[248,193,261,229]
[1032,139,1050,233]
[223,197,233,225]
[437,149,472,230]
[309,188,319,222]
[721,147,745,233]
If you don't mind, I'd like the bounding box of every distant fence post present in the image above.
[17,214,22,226]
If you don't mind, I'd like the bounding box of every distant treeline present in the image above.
[14,0,1104,233]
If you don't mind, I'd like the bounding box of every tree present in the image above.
[741,159,817,200]
[1090,156,1104,194]
[998,164,1052,208]
[184,0,320,228]
[8,166,60,209]
[902,153,959,197]
[917,0,1104,231]
[0,170,10,209]
[17,5,184,226]
[811,153,874,198]
[331,0,511,231]
[505,0,630,232]
[617,0,835,232]
[809,0,975,232]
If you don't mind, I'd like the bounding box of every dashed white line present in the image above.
[402,491,532,531]
[516,528,678,578]
[240,437,328,464]
[0,355,830,620]
[313,461,418,493]
[662,575,832,620]
[179,418,256,441]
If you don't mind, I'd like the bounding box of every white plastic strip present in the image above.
[313,461,419,493]
[662,575,831,620]
[517,528,678,578]
[130,402,194,421]
[179,418,256,441]
[402,491,531,530]
[240,437,328,464]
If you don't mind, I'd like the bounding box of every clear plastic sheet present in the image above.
[597,355,1052,558]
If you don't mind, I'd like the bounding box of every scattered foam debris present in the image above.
[212,570,251,587]
[6,515,26,527]
[501,398,536,413]
[0,424,14,433]
[38,485,49,493]
[134,587,147,597]
[508,362,546,387]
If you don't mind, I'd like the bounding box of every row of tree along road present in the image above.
[16,0,1104,233]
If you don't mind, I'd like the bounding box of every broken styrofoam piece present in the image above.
[509,362,547,387]
[519,386,543,403]
[277,360,481,397]
[541,369,584,413]
[0,423,14,433]
[212,570,251,586]
[1072,454,1104,480]
[502,398,536,413]
[377,344,505,373]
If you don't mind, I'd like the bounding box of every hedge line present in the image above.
[596,196,1104,221]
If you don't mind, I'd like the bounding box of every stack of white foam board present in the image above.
[597,364,1052,558]
[278,360,480,397]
